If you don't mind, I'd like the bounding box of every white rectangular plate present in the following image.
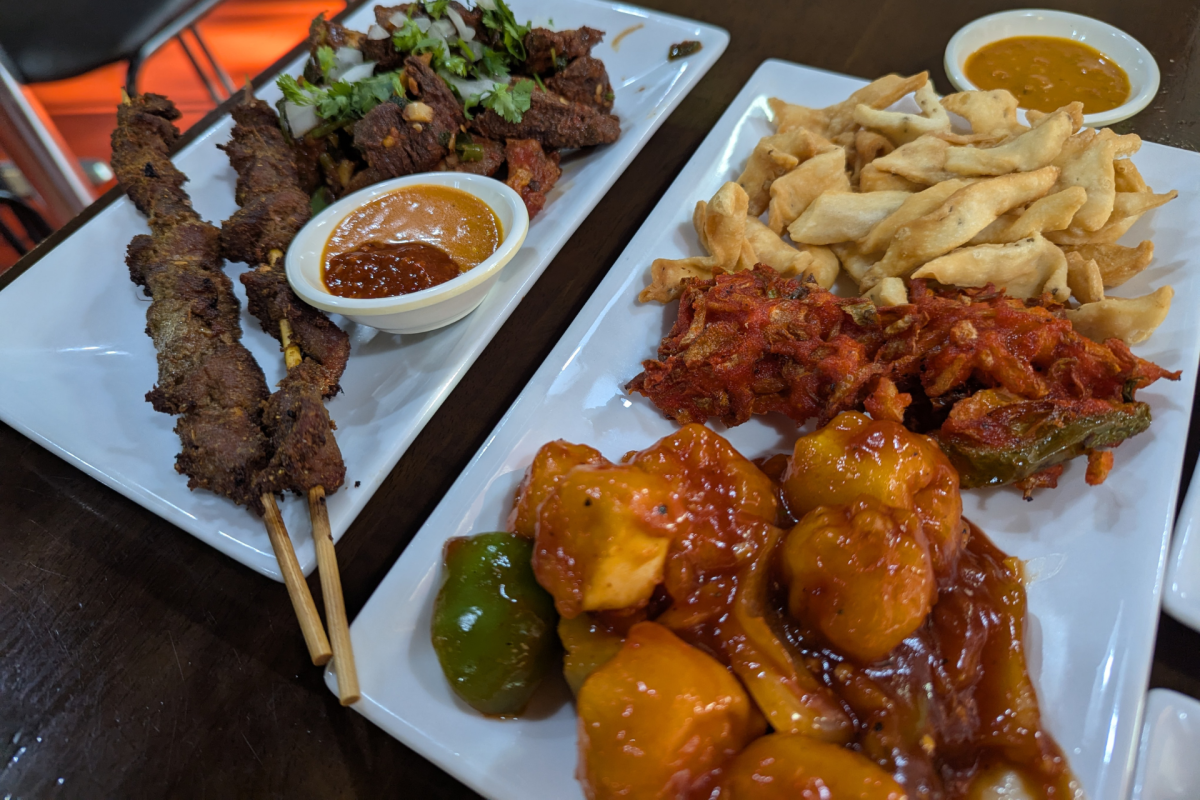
[332,60,1200,800]
[0,1,728,579]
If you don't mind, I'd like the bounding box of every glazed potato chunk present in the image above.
[782,496,936,663]
[717,733,906,800]
[532,464,687,617]
[508,440,609,538]
[782,411,963,574]
[577,622,764,800]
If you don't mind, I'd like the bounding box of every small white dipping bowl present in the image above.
[286,172,529,334]
[945,9,1160,127]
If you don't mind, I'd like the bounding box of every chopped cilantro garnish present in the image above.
[422,0,449,18]
[481,0,531,62]
[315,45,336,77]
[478,78,535,123]
[276,70,404,128]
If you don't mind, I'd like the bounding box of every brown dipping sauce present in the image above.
[965,35,1131,114]
[322,184,501,299]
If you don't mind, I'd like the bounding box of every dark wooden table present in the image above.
[4,0,1200,797]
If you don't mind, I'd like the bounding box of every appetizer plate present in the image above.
[331,60,1200,800]
[1130,689,1200,800]
[0,1,728,579]
[1164,466,1200,631]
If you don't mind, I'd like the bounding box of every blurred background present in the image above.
[0,0,342,274]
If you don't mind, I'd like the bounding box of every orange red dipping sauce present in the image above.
[965,35,1131,114]
[322,184,501,299]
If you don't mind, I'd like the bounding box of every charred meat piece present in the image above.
[353,102,444,179]
[353,56,464,181]
[113,93,272,510]
[441,136,506,177]
[254,360,347,497]
[524,26,605,74]
[309,13,404,71]
[505,138,561,218]
[472,86,620,150]
[219,94,312,266]
[546,56,614,112]
[240,265,350,397]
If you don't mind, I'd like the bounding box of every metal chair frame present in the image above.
[0,0,230,227]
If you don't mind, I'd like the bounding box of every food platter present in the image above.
[330,59,1200,800]
[0,0,728,580]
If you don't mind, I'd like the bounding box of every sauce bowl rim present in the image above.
[285,171,530,316]
[943,8,1160,128]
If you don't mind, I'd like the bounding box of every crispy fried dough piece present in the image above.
[744,215,838,287]
[787,190,911,245]
[1051,128,1141,232]
[943,104,1081,176]
[941,89,1026,137]
[1065,286,1174,344]
[1047,190,1178,245]
[737,128,834,216]
[911,234,1069,301]
[767,148,850,233]
[641,182,750,303]
[768,72,928,142]
[969,186,1088,245]
[1065,252,1105,304]
[831,241,882,286]
[850,129,896,182]
[863,276,908,306]
[858,163,924,192]
[1114,158,1148,193]
[869,135,953,185]
[859,179,974,253]
[852,80,950,145]
[863,166,1060,287]
[1063,241,1155,287]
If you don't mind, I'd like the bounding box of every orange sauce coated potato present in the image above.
[532,464,688,617]
[577,622,765,800]
[508,440,609,538]
[782,411,964,574]
[783,496,936,663]
[716,733,906,800]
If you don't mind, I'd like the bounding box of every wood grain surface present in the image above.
[3,0,1199,797]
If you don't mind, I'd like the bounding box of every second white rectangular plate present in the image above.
[332,60,1200,800]
[0,0,728,579]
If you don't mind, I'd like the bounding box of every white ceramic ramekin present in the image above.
[286,172,529,334]
[945,9,1160,127]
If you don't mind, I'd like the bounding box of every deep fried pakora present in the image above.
[628,266,1178,490]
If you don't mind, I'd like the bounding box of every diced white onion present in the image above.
[336,62,378,84]
[284,101,320,137]
[335,46,363,67]
[446,8,475,42]
[464,39,484,61]
[367,23,390,40]
[390,11,410,27]
[431,18,456,40]
[442,74,500,99]
[476,0,496,9]
[412,15,432,32]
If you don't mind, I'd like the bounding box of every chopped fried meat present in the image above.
[353,56,464,181]
[309,12,403,71]
[254,360,347,496]
[524,26,605,74]
[240,265,349,397]
[546,56,614,112]
[113,94,271,510]
[472,85,620,150]
[505,138,561,217]
[440,136,506,177]
[218,93,311,266]
[628,266,1179,489]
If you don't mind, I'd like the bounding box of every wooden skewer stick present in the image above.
[270,250,360,704]
[261,493,333,666]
